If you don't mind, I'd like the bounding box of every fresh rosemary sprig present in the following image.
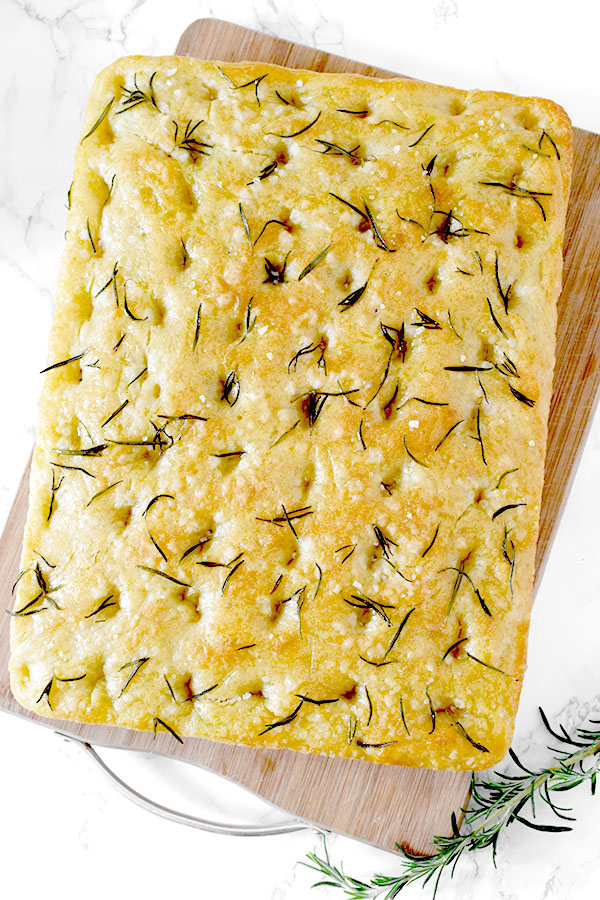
[275,89,296,106]
[272,420,300,447]
[11,560,62,617]
[56,444,107,458]
[373,119,408,130]
[335,543,357,564]
[397,185,487,244]
[539,129,560,159]
[51,461,95,478]
[180,240,189,269]
[305,706,600,899]
[412,308,440,329]
[509,383,536,407]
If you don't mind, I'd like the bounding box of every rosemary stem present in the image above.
[470,740,600,837]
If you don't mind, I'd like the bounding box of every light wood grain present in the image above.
[2,17,600,856]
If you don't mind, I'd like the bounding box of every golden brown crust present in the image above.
[10,56,572,768]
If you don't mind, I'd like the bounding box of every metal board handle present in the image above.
[57,731,314,837]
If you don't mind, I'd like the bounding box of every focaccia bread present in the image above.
[10,56,572,768]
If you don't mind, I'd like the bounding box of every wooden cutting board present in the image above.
[1,18,600,856]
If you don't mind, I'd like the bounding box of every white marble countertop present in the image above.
[2,1,600,898]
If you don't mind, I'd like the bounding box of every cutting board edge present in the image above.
[534,382,600,590]
[0,687,471,856]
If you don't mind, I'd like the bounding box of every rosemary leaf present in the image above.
[509,383,536,407]
[384,607,415,659]
[361,198,395,252]
[298,244,331,281]
[152,717,183,744]
[239,203,252,249]
[408,122,435,147]
[102,399,129,428]
[336,107,368,117]
[86,220,96,254]
[422,523,440,557]
[222,370,241,406]
[403,435,429,467]
[86,480,122,508]
[492,502,527,520]
[260,700,304,734]
[81,97,114,142]
[51,462,95,478]
[192,301,202,352]
[41,351,86,374]
[85,595,117,618]
[118,657,149,697]
[137,565,190,588]
[495,467,519,490]
[267,111,321,138]
[222,558,244,594]
[116,72,159,115]
[305,704,600,895]
[338,281,368,310]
